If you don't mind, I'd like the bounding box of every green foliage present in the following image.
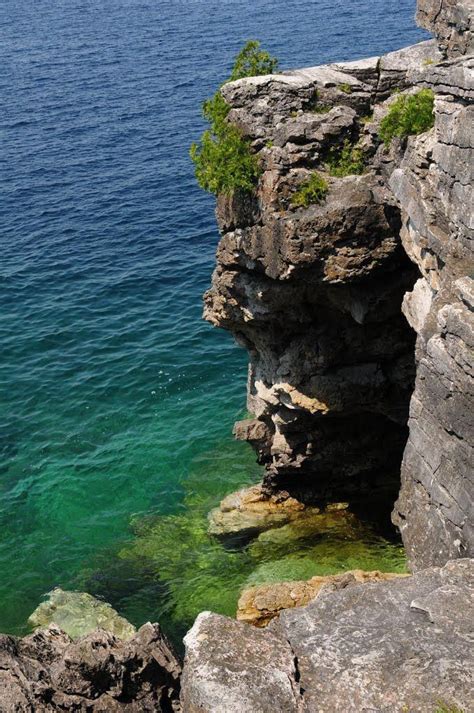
[379,89,435,146]
[190,127,261,195]
[338,83,353,94]
[229,39,278,81]
[291,171,329,207]
[312,104,331,114]
[434,703,465,713]
[326,138,365,177]
[190,41,278,195]
[305,91,331,114]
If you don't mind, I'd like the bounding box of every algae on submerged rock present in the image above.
[28,588,136,641]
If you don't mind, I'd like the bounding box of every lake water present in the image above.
[0,0,427,642]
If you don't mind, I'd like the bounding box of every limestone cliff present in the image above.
[0,2,472,712]
[204,1,473,572]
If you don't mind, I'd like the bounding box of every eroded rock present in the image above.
[180,612,302,713]
[203,2,473,570]
[208,484,317,540]
[0,622,181,711]
[237,569,408,627]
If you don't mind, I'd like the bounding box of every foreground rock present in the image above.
[0,622,181,711]
[181,559,474,712]
[29,588,137,641]
[181,612,302,713]
[237,569,408,627]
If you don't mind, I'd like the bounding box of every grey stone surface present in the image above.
[180,560,474,712]
[180,612,302,713]
[275,558,474,712]
[417,0,474,57]
[389,58,474,569]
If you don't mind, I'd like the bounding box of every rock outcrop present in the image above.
[236,569,408,627]
[0,622,181,711]
[417,0,474,57]
[207,483,352,541]
[181,558,474,712]
[1,3,471,712]
[204,1,473,570]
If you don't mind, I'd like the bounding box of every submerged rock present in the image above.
[0,622,181,711]
[28,587,137,641]
[208,483,321,540]
[181,559,474,712]
[237,569,409,627]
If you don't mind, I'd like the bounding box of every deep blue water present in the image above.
[0,0,427,637]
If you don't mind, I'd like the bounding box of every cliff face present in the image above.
[204,2,473,571]
[390,47,474,567]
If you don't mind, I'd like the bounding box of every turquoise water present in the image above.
[0,0,427,639]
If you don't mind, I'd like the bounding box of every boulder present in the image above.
[0,622,181,711]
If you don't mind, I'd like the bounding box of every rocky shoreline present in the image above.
[1,0,472,710]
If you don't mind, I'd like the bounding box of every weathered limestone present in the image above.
[237,569,408,627]
[204,5,473,570]
[180,612,302,713]
[389,55,474,570]
[0,622,181,711]
[208,483,321,540]
[417,0,474,57]
[181,559,474,712]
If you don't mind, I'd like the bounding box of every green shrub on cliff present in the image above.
[379,88,435,146]
[190,41,278,195]
[229,40,278,81]
[326,138,365,177]
[291,171,329,207]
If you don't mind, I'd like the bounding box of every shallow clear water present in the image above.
[0,0,427,640]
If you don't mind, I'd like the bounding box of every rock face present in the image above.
[0,622,181,711]
[417,0,474,57]
[237,569,409,627]
[180,612,302,713]
[181,559,474,712]
[389,8,474,569]
[204,1,473,570]
[204,44,435,510]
